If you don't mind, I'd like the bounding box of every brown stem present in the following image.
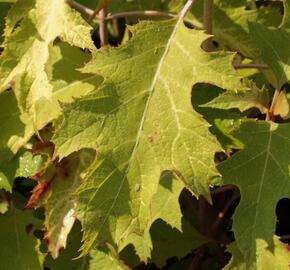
[233,63,268,70]
[88,2,103,23]
[99,7,109,47]
[68,1,185,21]
[112,18,120,36]
[279,235,290,241]
[68,0,94,18]
[106,10,175,20]
[203,0,214,51]
[210,192,240,235]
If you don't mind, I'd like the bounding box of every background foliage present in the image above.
[0,0,290,269]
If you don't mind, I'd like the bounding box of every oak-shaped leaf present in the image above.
[218,121,290,266]
[53,6,244,259]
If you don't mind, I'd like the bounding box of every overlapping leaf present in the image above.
[27,149,95,259]
[3,0,34,39]
[0,0,94,132]
[190,0,281,58]
[203,84,269,114]
[53,3,245,259]
[249,0,290,89]
[218,121,290,266]
[0,2,11,43]
[225,237,290,270]
[0,202,43,270]
[124,172,186,259]
[0,91,25,191]
[89,245,129,270]
[149,218,205,267]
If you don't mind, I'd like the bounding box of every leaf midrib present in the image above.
[90,18,183,246]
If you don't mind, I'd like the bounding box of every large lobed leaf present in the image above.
[53,3,244,260]
[219,121,290,267]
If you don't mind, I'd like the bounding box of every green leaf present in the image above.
[190,0,281,58]
[3,0,35,39]
[124,172,186,259]
[0,191,9,214]
[89,244,130,270]
[44,221,90,270]
[0,3,11,44]
[40,150,95,258]
[192,84,244,151]
[15,151,44,178]
[218,121,290,266]
[48,43,103,105]
[53,5,244,259]
[0,0,94,131]
[281,0,290,29]
[0,202,43,270]
[225,237,290,270]
[203,85,269,114]
[149,218,205,267]
[249,0,290,89]
[0,91,25,191]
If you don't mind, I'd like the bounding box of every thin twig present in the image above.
[88,2,104,23]
[233,63,269,69]
[203,0,214,51]
[68,0,95,18]
[99,7,108,47]
[68,1,181,21]
[210,192,240,236]
[180,0,196,20]
[106,10,175,20]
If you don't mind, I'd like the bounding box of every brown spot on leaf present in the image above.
[148,135,154,144]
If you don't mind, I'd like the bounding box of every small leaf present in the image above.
[202,84,269,114]
[16,151,44,178]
